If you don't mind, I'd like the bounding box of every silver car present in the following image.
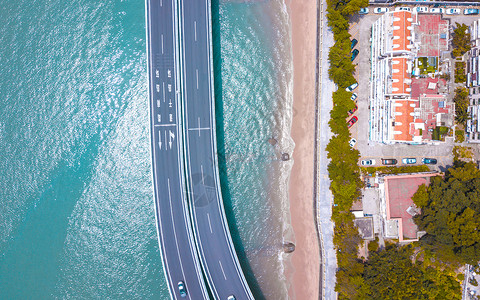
[446,8,460,15]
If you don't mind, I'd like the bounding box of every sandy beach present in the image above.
[286,0,320,299]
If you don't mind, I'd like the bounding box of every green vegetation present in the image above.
[414,162,480,265]
[453,146,474,160]
[417,57,438,75]
[325,0,368,297]
[471,277,479,287]
[431,126,450,141]
[454,61,466,83]
[455,129,465,143]
[367,237,379,253]
[453,87,470,127]
[325,2,464,298]
[363,244,461,299]
[452,23,472,58]
[361,165,430,176]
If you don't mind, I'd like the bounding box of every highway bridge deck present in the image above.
[146,0,209,299]
[179,0,254,299]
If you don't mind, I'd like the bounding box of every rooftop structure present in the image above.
[380,173,440,242]
[369,12,451,144]
[467,21,480,143]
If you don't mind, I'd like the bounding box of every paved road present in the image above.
[179,0,254,299]
[146,0,209,299]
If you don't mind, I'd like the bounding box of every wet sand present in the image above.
[286,0,320,299]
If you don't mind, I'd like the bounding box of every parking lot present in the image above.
[348,6,480,171]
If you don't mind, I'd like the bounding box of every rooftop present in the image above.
[384,173,440,242]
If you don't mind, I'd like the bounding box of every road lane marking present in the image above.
[194,21,197,41]
[207,213,213,233]
[218,260,227,280]
[164,130,167,151]
[198,117,201,136]
[162,82,165,102]
[196,69,199,90]
[201,164,205,186]
[154,124,176,127]
[160,0,162,7]
[161,34,164,54]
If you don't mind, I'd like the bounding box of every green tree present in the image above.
[414,162,480,265]
[452,23,472,57]
[363,244,461,299]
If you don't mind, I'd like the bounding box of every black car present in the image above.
[422,158,437,165]
[382,158,398,165]
[351,49,359,61]
[351,38,358,49]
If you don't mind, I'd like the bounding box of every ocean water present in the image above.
[0,0,168,298]
[0,0,293,299]
[214,1,294,299]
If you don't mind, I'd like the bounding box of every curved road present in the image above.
[146,0,209,299]
[179,0,254,299]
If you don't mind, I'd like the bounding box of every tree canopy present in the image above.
[363,244,461,300]
[452,23,472,58]
[414,161,480,265]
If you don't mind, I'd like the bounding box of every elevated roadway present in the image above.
[145,0,209,299]
[178,0,254,299]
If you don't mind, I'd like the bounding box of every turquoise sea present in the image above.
[0,0,293,299]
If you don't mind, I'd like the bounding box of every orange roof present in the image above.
[391,57,411,94]
[393,99,417,141]
[392,11,413,52]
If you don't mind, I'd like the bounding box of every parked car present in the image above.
[351,38,358,49]
[361,159,376,166]
[374,7,389,14]
[446,8,460,15]
[464,8,479,15]
[351,93,358,101]
[382,158,398,165]
[347,116,358,128]
[227,296,236,300]
[430,8,444,14]
[416,7,428,13]
[348,105,358,116]
[359,8,369,14]
[346,82,358,92]
[178,281,187,297]
[395,7,411,12]
[349,138,357,148]
[422,158,437,165]
[402,158,417,164]
[351,49,359,61]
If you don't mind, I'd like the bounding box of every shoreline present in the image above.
[286,0,320,299]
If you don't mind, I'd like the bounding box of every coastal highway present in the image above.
[179,0,254,299]
[145,0,209,299]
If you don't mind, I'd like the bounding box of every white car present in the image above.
[349,138,357,148]
[395,7,411,12]
[351,93,358,101]
[374,7,389,14]
[446,8,460,15]
[346,82,358,92]
[416,7,428,13]
[361,159,376,166]
[429,8,444,14]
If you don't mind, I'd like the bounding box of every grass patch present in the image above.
[417,57,438,75]
[455,130,465,143]
[361,165,430,176]
[455,61,466,83]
